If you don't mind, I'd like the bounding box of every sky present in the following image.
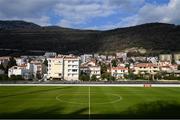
[0,0,179,30]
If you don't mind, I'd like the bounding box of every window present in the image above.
[72,69,77,72]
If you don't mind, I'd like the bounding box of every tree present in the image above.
[124,72,137,80]
[79,74,90,81]
[9,75,24,80]
[91,75,97,81]
[8,57,17,67]
[111,59,117,67]
[36,71,42,79]
[100,63,108,74]
[0,64,5,70]
[101,72,116,81]
[178,65,180,70]
[108,75,116,81]
[5,57,17,74]
[0,74,9,80]
[43,58,48,67]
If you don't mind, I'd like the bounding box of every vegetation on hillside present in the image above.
[0,21,180,56]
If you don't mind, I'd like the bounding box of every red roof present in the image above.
[134,63,158,67]
[18,64,27,68]
[111,66,128,70]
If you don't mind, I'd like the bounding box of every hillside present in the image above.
[0,20,180,56]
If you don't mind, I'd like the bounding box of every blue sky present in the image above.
[0,0,179,30]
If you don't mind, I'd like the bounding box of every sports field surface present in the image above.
[0,86,180,119]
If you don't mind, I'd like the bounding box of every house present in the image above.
[47,55,80,81]
[146,57,158,64]
[174,53,180,64]
[0,57,10,68]
[93,53,99,59]
[160,64,178,73]
[111,66,128,79]
[15,57,25,66]
[159,54,172,63]
[134,63,160,75]
[158,61,172,67]
[116,52,127,61]
[32,62,44,79]
[80,54,93,63]
[80,60,101,78]
[0,57,10,64]
[8,65,32,80]
[107,55,116,60]
[44,52,57,58]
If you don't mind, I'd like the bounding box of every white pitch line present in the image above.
[88,86,91,119]
[1,84,180,87]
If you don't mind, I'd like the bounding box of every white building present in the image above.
[116,52,127,61]
[134,63,160,75]
[15,57,25,66]
[8,65,32,79]
[0,57,10,67]
[174,53,180,64]
[80,54,93,63]
[159,54,172,63]
[111,66,128,79]
[44,52,57,58]
[47,57,64,79]
[47,55,80,81]
[63,56,80,80]
[80,60,101,78]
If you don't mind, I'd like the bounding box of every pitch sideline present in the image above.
[1,84,180,87]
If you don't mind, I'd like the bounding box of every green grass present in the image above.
[0,86,180,119]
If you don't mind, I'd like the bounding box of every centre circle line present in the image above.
[55,93,123,105]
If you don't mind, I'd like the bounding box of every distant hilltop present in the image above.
[0,20,180,56]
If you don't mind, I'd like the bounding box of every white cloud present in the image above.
[0,0,180,29]
[55,0,144,27]
[87,0,180,30]
[124,0,180,26]
[0,0,58,25]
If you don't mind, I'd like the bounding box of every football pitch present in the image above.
[0,86,180,119]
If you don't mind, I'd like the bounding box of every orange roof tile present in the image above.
[111,66,128,70]
[134,63,158,67]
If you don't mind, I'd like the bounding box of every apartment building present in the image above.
[63,56,80,80]
[134,63,160,75]
[47,55,80,81]
[47,57,64,80]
